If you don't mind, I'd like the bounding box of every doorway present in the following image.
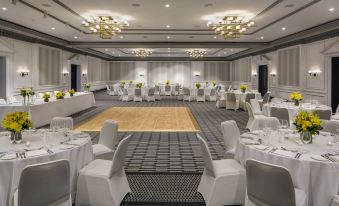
[332,57,339,112]
[0,56,6,99]
[71,64,81,92]
[258,65,268,97]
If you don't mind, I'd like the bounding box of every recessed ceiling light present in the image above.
[166,25,171,28]
[74,36,78,39]
[167,36,171,39]
[165,4,170,8]
[120,36,124,39]
[51,27,55,30]
[224,52,227,54]
[213,36,217,39]
[329,8,335,12]
[168,48,170,49]
[168,54,171,56]
[2,7,7,11]
[282,27,286,31]
[260,36,264,40]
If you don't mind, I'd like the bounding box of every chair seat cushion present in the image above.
[212,159,245,177]
[80,159,112,177]
[93,144,113,156]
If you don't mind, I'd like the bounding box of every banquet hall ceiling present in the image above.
[0,0,339,60]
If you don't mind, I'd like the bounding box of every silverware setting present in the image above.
[16,152,26,159]
[321,154,337,162]
[268,148,278,153]
[295,153,302,159]
[46,149,54,154]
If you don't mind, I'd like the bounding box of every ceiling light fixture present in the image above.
[166,24,171,28]
[207,16,254,39]
[74,36,78,39]
[2,7,7,11]
[82,16,129,39]
[120,35,124,39]
[132,49,152,57]
[165,4,170,8]
[167,36,171,39]
[186,49,207,58]
[260,36,264,40]
[329,8,335,12]
[213,36,217,39]
[51,27,55,30]
[282,27,286,31]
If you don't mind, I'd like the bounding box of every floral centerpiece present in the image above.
[240,85,248,93]
[55,91,66,100]
[83,83,91,92]
[166,80,170,86]
[136,82,143,88]
[42,93,50,102]
[120,81,126,87]
[290,92,303,106]
[205,80,209,86]
[69,89,75,97]
[196,83,201,89]
[20,87,35,105]
[212,81,217,87]
[129,80,134,84]
[1,111,32,143]
[294,111,322,144]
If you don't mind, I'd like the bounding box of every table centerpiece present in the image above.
[1,111,32,143]
[240,85,248,93]
[43,93,50,102]
[196,83,201,89]
[56,91,66,100]
[290,92,303,106]
[136,82,143,88]
[212,81,217,87]
[294,111,322,144]
[166,80,170,86]
[83,83,91,92]
[69,89,75,97]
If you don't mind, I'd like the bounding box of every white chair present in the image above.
[245,159,306,206]
[258,92,270,108]
[177,88,184,101]
[216,93,226,108]
[331,195,339,206]
[164,85,171,96]
[270,107,290,126]
[221,120,240,159]
[14,159,71,206]
[122,89,133,102]
[76,135,132,206]
[246,102,279,132]
[197,134,246,206]
[50,117,73,130]
[206,89,217,102]
[144,87,156,102]
[154,85,161,100]
[226,93,239,111]
[93,120,118,160]
[106,85,114,96]
[183,87,194,102]
[241,93,255,111]
[0,98,6,104]
[133,88,143,102]
[196,89,206,102]
[113,85,120,96]
[250,99,263,115]
[322,120,339,134]
[314,109,332,120]
[172,84,180,96]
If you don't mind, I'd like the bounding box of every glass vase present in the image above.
[10,132,22,144]
[294,100,300,106]
[300,131,312,144]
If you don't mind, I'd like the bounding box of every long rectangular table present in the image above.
[0,92,95,128]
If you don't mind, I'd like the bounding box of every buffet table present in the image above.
[235,129,339,206]
[0,129,93,206]
[0,92,95,128]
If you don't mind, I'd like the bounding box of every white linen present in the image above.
[0,92,95,128]
[235,130,339,206]
[263,102,332,123]
[0,129,93,206]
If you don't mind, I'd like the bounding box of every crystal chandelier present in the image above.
[186,49,207,58]
[82,16,129,39]
[132,49,153,57]
[207,16,254,39]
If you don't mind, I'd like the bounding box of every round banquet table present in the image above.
[235,130,339,206]
[263,102,332,122]
[0,129,93,206]
[231,90,262,101]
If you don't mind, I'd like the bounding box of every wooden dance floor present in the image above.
[75,107,201,132]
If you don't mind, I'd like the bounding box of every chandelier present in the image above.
[132,49,152,57]
[82,16,129,39]
[207,16,254,39]
[186,49,207,58]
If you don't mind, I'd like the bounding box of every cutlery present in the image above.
[281,147,298,153]
[295,153,302,159]
[47,149,54,154]
[268,148,278,153]
[321,154,337,162]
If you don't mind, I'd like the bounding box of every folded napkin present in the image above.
[272,150,296,158]
[240,133,258,140]
[240,139,260,145]
[26,149,49,158]
[0,153,17,160]
[319,131,331,136]
[254,145,270,151]
[69,131,88,138]
[67,138,88,146]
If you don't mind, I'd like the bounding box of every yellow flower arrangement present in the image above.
[69,89,75,96]
[129,80,134,84]
[42,93,50,102]
[120,81,126,86]
[136,82,143,88]
[55,91,66,100]
[166,80,170,85]
[294,111,322,135]
[212,81,217,87]
[240,85,248,92]
[290,92,303,101]
[205,80,209,84]
[196,83,201,89]
[1,111,32,133]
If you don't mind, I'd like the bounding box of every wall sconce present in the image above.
[139,73,145,77]
[252,73,257,77]
[270,72,277,77]
[193,72,200,77]
[62,71,69,76]
[308,70,321,77]
[19,71,29,77]
[82,72,87,76]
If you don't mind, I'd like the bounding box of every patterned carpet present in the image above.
[71,90,249,205]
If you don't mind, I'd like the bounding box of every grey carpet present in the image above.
[71,90,249,205]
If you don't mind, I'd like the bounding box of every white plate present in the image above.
[59,145,75,150]
[25,146,43,151]
[310,155,328,161]
[0,154,17,160]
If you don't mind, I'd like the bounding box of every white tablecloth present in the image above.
[0,129,93,206]
[235,130,339,206]
[263,102,332,122]
[231,91,262,101]
[0,92,96,128]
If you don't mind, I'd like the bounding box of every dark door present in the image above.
[332,57,339,112]
[258,65,268,97]
[0,56,6,99]
[71,64,78,91]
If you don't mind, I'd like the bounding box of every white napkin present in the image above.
[272,150,296,158]
[240,133,258,140]
[59,145,75,150]
[67,138,88,146]
[0,154,17,160]
[240,139,260,145]
[26,150,49,157]
[319,131,331,136]
[254,145,270,151]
